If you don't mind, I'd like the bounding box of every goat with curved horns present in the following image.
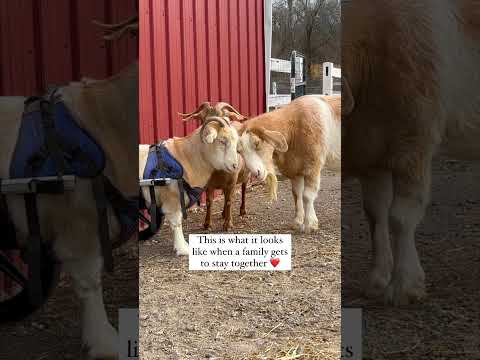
[139,115,240,253]
[180,102,250,231]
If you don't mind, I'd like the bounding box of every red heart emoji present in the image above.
[270,258,280,267]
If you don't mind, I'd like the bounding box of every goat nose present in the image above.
[257,170,261,177]
[233,163,237,169]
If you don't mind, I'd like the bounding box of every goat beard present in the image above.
[265,172,278,202]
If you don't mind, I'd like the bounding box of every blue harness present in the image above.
[140,143,204,234]
[10,99,105,178]
[143,143,204,208]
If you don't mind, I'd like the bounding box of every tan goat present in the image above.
[139,115,240,254]
[237,95,341,233]
[342,0,480,305]
[180,102,250,231]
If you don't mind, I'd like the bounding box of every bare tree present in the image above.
[272,0,340,70]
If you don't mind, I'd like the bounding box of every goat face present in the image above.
[238,127,287,181]
[201,120,240,173]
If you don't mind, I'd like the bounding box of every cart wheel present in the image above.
[139,209,163,241]
[0,245,59,323]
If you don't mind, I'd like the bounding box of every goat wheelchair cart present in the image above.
[138,178,168,240]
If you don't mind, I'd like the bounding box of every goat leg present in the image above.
[240,182,247,216]
[291,176,305,231]
[360,171,393,298]
[222,185,235,231]
[63,255,118,358]
[222,190,227,219]
[203,188,213,230]
[385,151,432,305]
[303,173,320,233]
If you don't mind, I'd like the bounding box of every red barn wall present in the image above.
[139,0,265,143]
[0,0,137,96]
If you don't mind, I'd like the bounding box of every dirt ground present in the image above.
[0,240,139,360]
[139,171,341,360]
[342,157,480,359]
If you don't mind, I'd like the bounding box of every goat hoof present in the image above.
[303,223,318,234]
[81,324,118,360]
[384,273,426,306]
[174,241,189,256]
[290,221,304,232]
[203,223,212,231]
[175,247,189,256]
[223,221,234,231]
[365,269,391,298]
[240,209,247,216]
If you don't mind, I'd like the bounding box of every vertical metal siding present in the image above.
[139,0,265,143]
[0,0,137,96]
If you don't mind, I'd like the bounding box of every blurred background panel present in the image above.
[0,0,137,96]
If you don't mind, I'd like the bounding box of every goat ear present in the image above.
[254,128,288,152]
[201,124,218,144]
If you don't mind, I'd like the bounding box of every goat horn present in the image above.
[200,116,231,140]
[102,23,138,41]
[215,102,245,116]
[205,116,231,127]
[215,102,248,121]
[179,102,212,122]
[92,14,138,30]
[93,15,138,41]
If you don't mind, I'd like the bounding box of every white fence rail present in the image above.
[268,51,304,110]
[267,56,341,110]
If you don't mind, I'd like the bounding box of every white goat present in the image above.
[237,95,341,233]
[139,116,240,255]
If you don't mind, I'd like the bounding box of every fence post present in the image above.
[323,62,333,95]
[290,50,296,100]
[302,56,307,96]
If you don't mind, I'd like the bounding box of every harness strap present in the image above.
[138,210,150,225]
[92,177,113,273]
[0,190,16,250]
[177,179,188,219]
[148,185,158,233]
[0,252,27,288]
[102,176,138,247]
[24,193,44,307]
[38,89,66,181]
